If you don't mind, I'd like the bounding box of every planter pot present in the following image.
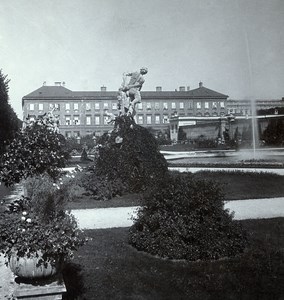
[9,251,59,279]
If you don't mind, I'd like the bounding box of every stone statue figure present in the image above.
[106,67,148,124]
[120,67,148,116]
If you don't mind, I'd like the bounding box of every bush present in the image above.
[92,115,169,195]
[0,113,68,186]
[129,172,247,261]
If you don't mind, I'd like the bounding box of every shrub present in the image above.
[91,115,169,196]
[129,172,247,261]
[0,113,68,186]
[0,174,88,265]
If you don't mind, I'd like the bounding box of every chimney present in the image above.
[62,81,66,87]
[199,81,203,88]
[43,81,46,86]
[187,86,190,91]
[179,86,185,91]
[156,86,162,92]
[101,86,107,92]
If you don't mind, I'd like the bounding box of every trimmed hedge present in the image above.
[129,172,247,260]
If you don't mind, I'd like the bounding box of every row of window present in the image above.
[28,114,170,126]
[65,115,170,126]
[27,101,226,112]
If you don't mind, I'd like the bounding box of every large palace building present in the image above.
[22,81,284,141]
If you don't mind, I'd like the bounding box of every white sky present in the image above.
[1,0,283,118]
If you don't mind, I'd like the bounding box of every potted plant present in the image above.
[0,113,87,279]
[0,176,87,278]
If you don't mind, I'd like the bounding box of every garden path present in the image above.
[71,197,284,229]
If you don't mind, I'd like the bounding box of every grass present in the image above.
[66,170,284,210]
[194,170,284,200]
[62,218,284,300]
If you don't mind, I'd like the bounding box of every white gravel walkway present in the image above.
[71,197,284,229]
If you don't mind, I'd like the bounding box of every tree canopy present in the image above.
[0,69,20,154]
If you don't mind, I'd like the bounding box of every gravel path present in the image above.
[71,197,284,229]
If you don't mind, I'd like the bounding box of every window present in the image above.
[74,115,80,125]
[65,103,70,111]
[212,102,217,109]
[74,103,79,111]
[155,115,160,124]
[54,103,60,111]
[65,116,71,125]
[137,115,143,125]
[86,103,91,111]
[188,101,193,109]
[65,131,72,138]
[103,103,109,109]
[49,103,54,110]
[112,103,117,110]
[38,103,44,111]
[220,101,225,108]
[29,103,35,111]
[171,102,176,109]
[94,116,100,125]
[95,103,100,110]
[155,102,160,110]
[163,115,169,123]
[74,131,80,138]
[146,102,151,110]
[205,102,209,109]
[163,102,168,110]
[179,102,184,109]
[146,115,152,125]
[86,116,91,125]
[196,102,201,109]
[137,103,143,110]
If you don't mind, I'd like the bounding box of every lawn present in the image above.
[66,170,284,210]
[63,218,284,300]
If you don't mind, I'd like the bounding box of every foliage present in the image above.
[0,69,20,154]
[0,172,88,266]
[94,115,169,193]
[129,172,247,261]
[262,118,284,145]
[0,113,69,186]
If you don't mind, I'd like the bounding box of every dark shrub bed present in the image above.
[129,172,247,261]
[85,115,168,198]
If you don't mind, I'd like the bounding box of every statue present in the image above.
[119,67,148,116]
[105,67,148,124]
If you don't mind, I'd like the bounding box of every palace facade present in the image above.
[22,81,284,141]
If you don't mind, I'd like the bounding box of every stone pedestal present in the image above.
[13,276,66,300]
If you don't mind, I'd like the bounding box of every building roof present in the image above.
[23,86,73,98]
[23,84,229,100]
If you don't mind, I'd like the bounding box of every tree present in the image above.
[0,69,20,154]
[262,118,284,145]
[0,113,69,186]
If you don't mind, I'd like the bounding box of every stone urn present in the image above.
[9,250,58,279]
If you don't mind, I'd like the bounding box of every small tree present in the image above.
[0,113,68,186]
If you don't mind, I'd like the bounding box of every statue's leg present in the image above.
[128,89,141,116]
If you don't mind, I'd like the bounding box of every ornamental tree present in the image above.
[0,113,69,186]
